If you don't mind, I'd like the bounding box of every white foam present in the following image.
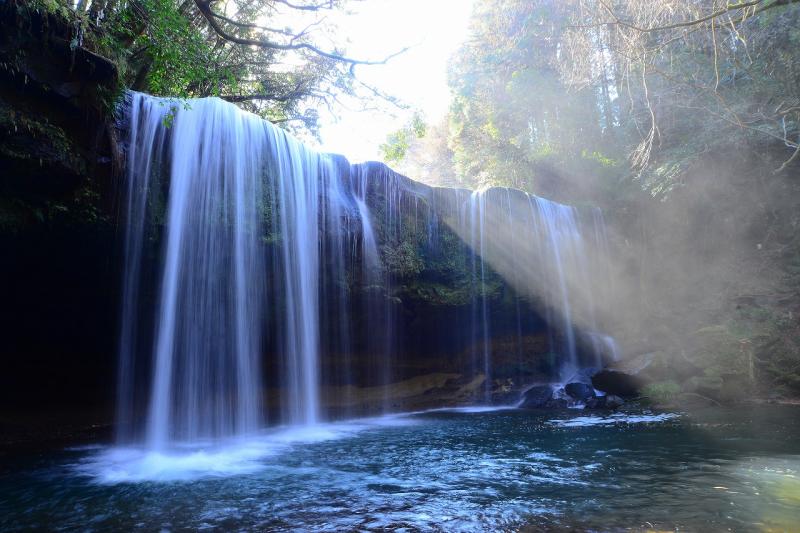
[401,404,518,416]
[549,412,680,427]
[78,440,273,483]
[78,415,421,484]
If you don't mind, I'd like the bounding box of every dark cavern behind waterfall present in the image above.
[1,0,800,531]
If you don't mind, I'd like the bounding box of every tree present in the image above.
[379,112,426,163]
[396,0,624,200]
[380,115,458,187]
[561,0,800,181]
[389,0,799,199]
[65,0,405,134]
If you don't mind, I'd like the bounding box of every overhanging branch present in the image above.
[194,0,409,66]
[598,0,799,34]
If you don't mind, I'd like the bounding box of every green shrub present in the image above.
[642,381,681,404]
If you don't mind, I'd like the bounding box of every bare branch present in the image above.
[194,0,409,66]
[599,0,799,34]
[271,0,334,11]
[208,10,300,38]
[221,93,301,103]
[775,143,800,174]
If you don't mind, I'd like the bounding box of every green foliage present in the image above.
[27,0,73,19]
[380,113,427,164]
[381,240,423,277]
[391,0,799,204]
[137,0,231,97]
[402,279,473,306]
[642,381,681,404]
[0,104,84,172]
[380,128,413,164]
[377,0,631,200]
[42,0,371,134]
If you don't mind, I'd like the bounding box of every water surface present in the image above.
[1,406,799,531]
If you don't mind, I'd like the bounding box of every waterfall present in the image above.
[117,93,618,447]
[118,94,362,446]
[464,192,493,401]
[456,189,613,386]
[115,94,165,443]
[119,95,269,447]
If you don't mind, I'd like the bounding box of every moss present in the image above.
[0,198,31,232]
[401,279,474,306]
[97,83,126,117]
[25,0,74,21]
[642,380,681,404]
[382,240,424,277]
[688,325,747,375]
[0,104,86,174]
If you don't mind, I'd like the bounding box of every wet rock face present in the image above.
[0,4,119,197]
[565,382,596,401]
[0,5,121,413]
[519,385,554,408]
[585,394,625,410]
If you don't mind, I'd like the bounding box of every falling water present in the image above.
[464,192,493,401]
[351,164,401,412]
[121,95,269,448]
[115,94,165,443]
[118,93,618,447]
[118,94,364,446]
[352,166,382,282]
[457,189,614,386]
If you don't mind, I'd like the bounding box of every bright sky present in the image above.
[311,0,475,162]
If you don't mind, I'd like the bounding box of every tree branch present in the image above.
[599,0,799,34]
[271,0,334,11]
[194,0,408,65]
[209,10,300,38]
[775,142,800,174]
[221,93,300,102]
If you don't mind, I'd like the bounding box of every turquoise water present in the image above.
[1,406,799,531]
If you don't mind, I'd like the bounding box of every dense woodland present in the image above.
[3,0,800,404]
[384,0,800,402]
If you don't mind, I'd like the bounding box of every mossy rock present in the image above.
[0,104,86,177]
[381,241,424,277]
[688,324,748,375]
[641,380,681,404]
[683,374,724,398]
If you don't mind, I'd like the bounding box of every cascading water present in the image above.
[464,191,493,401]
[456,188,615,387]
[120,95,269,447]
[145,96,267,448]
[117,93,618,452]
[118,93,364,446]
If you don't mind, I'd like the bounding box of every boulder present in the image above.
[604,395,625,409]
[592,348,707,398]
[564,382,596,401]
[544,398,569,409]
[584,396,603,409]
[519,385,553,408]
[584,395,624,409]
[591,351,667,397]
[591,369,640,398]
